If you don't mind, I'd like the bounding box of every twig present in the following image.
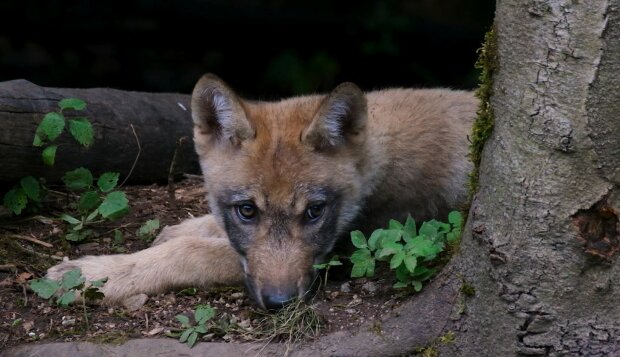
[9,234,53,248]
[119,123,142,187]
[0,264,17,271]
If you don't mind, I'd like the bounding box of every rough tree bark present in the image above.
[0,80,199,186]
[442,0,620,355]
[3,1,619,355]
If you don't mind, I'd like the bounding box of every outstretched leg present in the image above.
[46,215,243,305]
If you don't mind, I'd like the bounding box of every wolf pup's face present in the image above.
[191,74,369,310]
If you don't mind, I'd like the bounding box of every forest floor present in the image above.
[0,177,409,351]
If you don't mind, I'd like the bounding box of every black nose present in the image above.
[262,289,295,310]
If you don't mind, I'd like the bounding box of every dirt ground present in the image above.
[0,176,407,351]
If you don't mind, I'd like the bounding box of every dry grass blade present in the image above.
[235,299,322,355]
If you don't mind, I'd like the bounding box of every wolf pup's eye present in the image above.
[305,203,325,221]
[236,203,257,221]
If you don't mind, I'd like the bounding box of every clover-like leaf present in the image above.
[98,191,129,219]
[62,167,93,191]
[20,176,40,201]
[37,112,65,142]
[3,188,27,215]
[97,172,119,193]
[175,314,191,328]
[30,278,61,299]
[350,230,367,249]
[68,117,94,147]
[194,305,215,325]
[42,145,57,166]
[57,291,77,307]
[61,268,85,290]
[58,98,86,111]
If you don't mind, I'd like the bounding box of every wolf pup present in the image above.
[47,74,476,310]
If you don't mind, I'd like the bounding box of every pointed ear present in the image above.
[191,73,255,146]
[302,82,367,151]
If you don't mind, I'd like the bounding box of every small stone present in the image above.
[231,292,244,299]
[362,282,377,293]
[340,282,351,293]
[28,332,36,337]
[123,294,148,312]
[61,318,76,326]
[345,309,356,314]
[146,327,164,336]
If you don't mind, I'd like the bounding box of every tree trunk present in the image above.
[443,0,620,355]
[0,80,199,186]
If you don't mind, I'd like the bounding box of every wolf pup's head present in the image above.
[191,74,370,310]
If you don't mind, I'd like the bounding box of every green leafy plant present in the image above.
[3,176,44,215]
[137,219,160,242]
[60,169,128,242]
[29,268,106,326]
[175,304,216,347]
[312,255,343,286]
[3,97,95,215]
[350,211,463,291]
[33,98,92,159]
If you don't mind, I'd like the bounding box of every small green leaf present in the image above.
[381,229,402,246]
[33,133,43,147]
[368,229,384,251]
[175,315,191,328]
[86,209,99,222]
[187,331,198,347]
[350,248,371,264]
[366,259,375,277]
[412,280,423,292]
[84,287,105,301]
[65,232,81,241]
[404,255,417,273]
[376,242,402,259]
[350,230,367,249]
[179,327,194,342]
[98,191,129,219]
[42,145,57,166]
[20,176,40,201]
[37,112,65,142]
[59,98,86,111]
[393,281,409,289]
[78,191,101,213]
[447,231,459,242]
[30,279,61,299]
[113,229,124,243]
[138,219,160,239]
[97,172,119,193]
[62,167,93,191]
[3,188,27,215]
[57,291,77,306]
[194,325,208,334]
[61,268,85,290]
[388,219,403,230]
[194,305,215,325]
[12,318,22,327]
[449,211,462,227]
[60,214,81,225]
[419,222,438,239]
[68,117,94,147]
[390,250,405,269]
[404,215,417,237]
[90,277,108,288]
[351,263,367,278]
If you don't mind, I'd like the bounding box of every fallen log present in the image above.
[0,80,199,187]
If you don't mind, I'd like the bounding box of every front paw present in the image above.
[46,256,111,283]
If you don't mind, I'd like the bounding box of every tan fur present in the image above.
[47,74,477,308]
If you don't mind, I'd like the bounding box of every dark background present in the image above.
[0,0,495,98]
